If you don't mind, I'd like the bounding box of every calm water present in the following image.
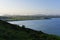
[8,18,60,35]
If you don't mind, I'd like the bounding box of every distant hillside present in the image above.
[0,20,60,40]
[0,15,60,21]
[0,15,51,21]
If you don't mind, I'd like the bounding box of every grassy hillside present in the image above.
[0,20,60,40]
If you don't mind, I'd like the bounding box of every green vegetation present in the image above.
[10,16,50,21]
[0,16,51,21]
[0,20,60,40]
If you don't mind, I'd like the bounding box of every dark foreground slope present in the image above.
[0,20,60,40]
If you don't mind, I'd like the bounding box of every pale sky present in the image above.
[0,0,60,15]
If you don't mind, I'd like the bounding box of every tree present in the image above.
[22,25,25,28]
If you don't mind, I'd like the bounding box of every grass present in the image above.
[0,20,60,40]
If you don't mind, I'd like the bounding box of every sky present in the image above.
[0,0,60,15]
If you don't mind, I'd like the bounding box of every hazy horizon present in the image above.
[0,0,60,16]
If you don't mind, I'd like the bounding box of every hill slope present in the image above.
[0,20,60,40]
